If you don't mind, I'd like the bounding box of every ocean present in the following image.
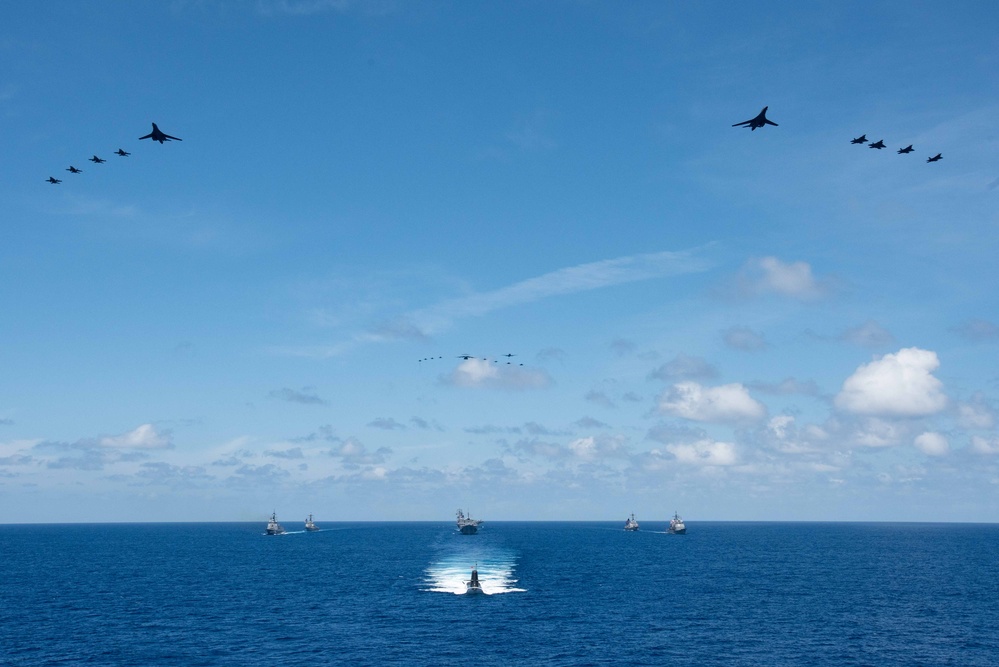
[2,521,997,666]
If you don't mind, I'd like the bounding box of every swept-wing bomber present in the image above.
[868,140,886,150]
[66,165,83,173]
[47,176,62,184]
[897,145,914,154]
[139,122,182,144]
[851,135,868,144]
[732,106,778,131]
[89,155,106,163]
[927,153,943,163]
[115,148,130,157]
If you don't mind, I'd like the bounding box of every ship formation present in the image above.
[264,512,320,535]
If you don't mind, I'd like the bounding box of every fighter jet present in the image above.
[927,153,943,163]
[868,140,886,150]
[66,166,83,173]
[897,145,914,154]
[139,122,182,144]
[851,135,868,144]
[89,155,106,163]
[732,106,778,131]
[115,148,131,157]
[47,176,62,184]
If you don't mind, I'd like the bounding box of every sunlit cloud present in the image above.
[657,382,766,424]
[441,359,552,391]
[835,347,947,417]
[731,256,828,301]
[100,424,173,450]
[914,432,949,456]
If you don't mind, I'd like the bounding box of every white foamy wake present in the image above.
[423,549,525,595]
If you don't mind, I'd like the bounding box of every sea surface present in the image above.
[2,521,998,666]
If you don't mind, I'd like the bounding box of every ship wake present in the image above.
[423,549,524,595]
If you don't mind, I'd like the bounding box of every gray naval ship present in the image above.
[456,509,482,535]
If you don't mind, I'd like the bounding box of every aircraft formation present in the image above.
[45,123,180,185]
[733,106,945,164]
[850,133,942,163]
[418,353,523,366]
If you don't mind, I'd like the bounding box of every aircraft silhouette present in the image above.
[457,354,475,360]
[851,135,868,144]
[503,353,516,358]
[732,106,778,131]
[66,166,83,173]
[115,148,130,157]
[927,153,943,163]
[868,140,886,150]
[897,145,914,154]
[139,122,182,143]
[47,176,62,184]
[89,155,106,163]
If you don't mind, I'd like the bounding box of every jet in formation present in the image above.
[927,153,943,163]
[115,148,131,157]
[851,135,868,144]
[66,166,83,173]
[139,122,182,144]
[732,106,778,131]
[503,353,516,358]
[457,354,476,360]
[47,176,62,184]
[897,145,914,154]
[89,155,106,163]
[868,140,886,150]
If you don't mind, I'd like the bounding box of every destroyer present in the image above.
[624,513,639,531]
[305,514,319,532]
[668,512,686,535]
[456,509,482,535]
[265,512,285,535]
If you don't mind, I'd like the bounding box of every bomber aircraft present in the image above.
[897,145,914,154]
[139,122,183,143]
[868,140,887,150]
[927,153,943,163]
[732,106,778,131]
[851,135,868,144]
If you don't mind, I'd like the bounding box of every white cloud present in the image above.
[736,256,826,300]
[442,359,552,390]
[657,382,766,424]
[957,394,995,430]
[914,432,949,456]
[99,424,172,450]
[970,435,999,455]
[665,439,739,466]
[851,417,908,448]
[835,348,947,417]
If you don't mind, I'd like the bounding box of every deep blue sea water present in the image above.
[3,522,998,666]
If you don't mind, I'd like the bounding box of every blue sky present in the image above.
[2,0,999,523]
